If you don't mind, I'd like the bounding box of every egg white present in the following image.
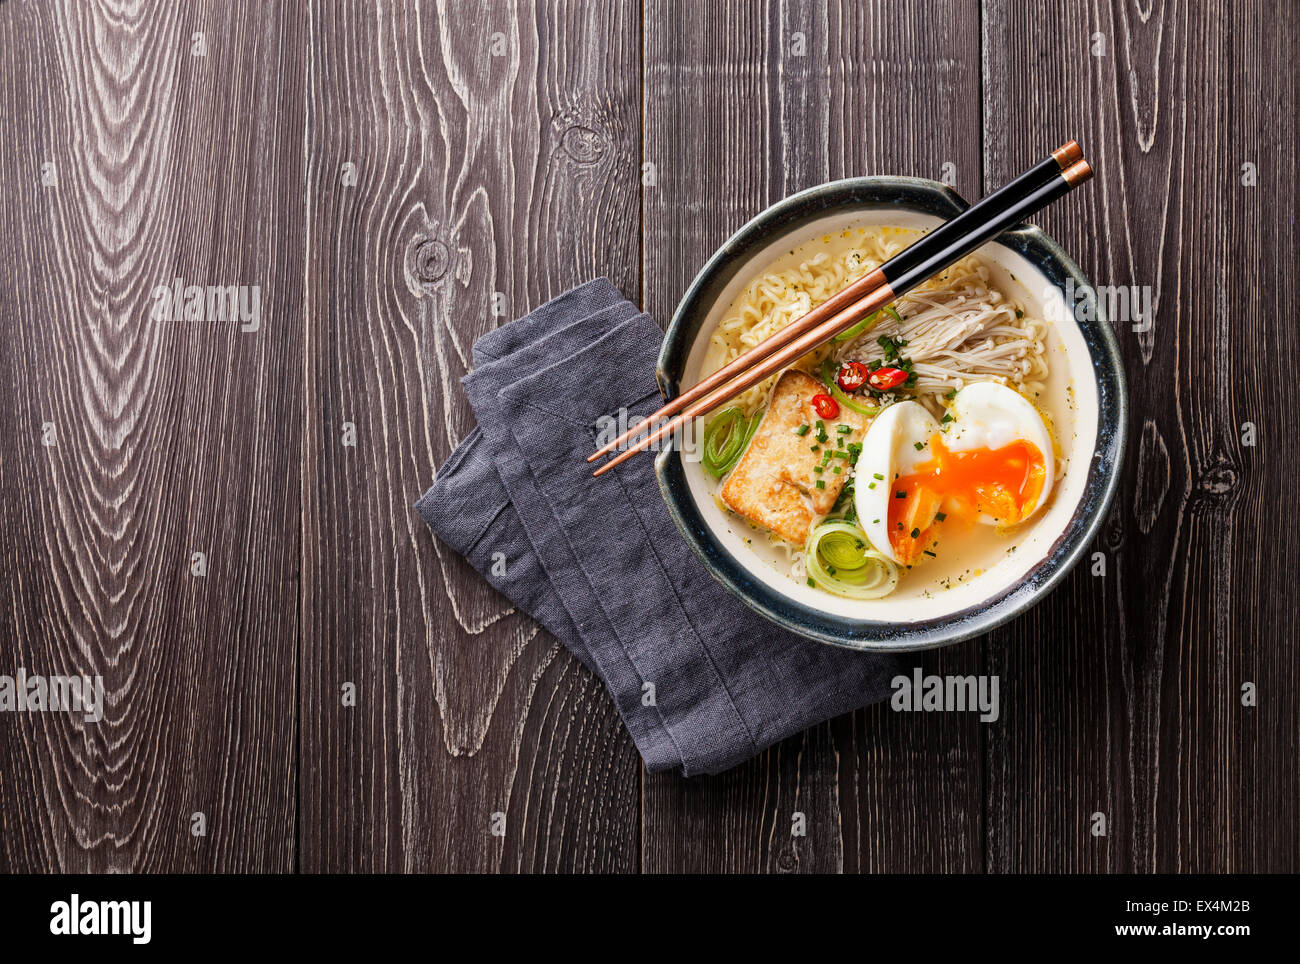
[855,400,940,564]
[854,383,1056,564]
[946,383,1055,524]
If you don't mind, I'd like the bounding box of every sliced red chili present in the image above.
[867,366,908,392]
[811,393,839,419]
[836,361,869,393]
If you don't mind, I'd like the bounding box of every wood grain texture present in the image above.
[0,0,302,872]
[982,0,1300,872]
[1,0,1295,875]
[299,0,642,872]
[640,0,987,874]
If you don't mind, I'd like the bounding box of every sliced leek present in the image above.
[805,520,899,599]
[702,407,755,478]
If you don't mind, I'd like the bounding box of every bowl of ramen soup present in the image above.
[654,176,1126,650]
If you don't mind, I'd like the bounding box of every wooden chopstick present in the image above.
[593,156,1093,477]
[588,140,1083,464]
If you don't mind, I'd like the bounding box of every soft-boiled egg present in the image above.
[855,382,1055,566]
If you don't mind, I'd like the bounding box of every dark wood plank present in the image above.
[0,0,302,872]
[982,0,1300,872]
[641,0,987,874]
[300,0,643,872]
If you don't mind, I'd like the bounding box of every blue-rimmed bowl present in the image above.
[654,176,1127,651]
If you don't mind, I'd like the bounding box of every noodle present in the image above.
[705,230,1048,417]
[702,227,1059,603]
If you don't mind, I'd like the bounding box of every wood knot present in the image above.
[1102,503,1125,552]
[560,124,607,165]
[405,235,452,297]
[1197,462,1239,497]
[412,238,449,283]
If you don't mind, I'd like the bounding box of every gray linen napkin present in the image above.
[417,279,901,775]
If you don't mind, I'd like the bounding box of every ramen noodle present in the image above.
[696,227,1060,601]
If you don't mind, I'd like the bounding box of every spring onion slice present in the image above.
[702,407,757,478]
[831,304,902,345]
[805,520,899,599]
[820,358,879,417]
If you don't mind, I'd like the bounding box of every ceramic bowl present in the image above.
[654,176,1127,651]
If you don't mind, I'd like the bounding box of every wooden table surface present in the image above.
[1,0,1296,874]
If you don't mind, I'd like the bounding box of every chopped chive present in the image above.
[896,491,907,499]
[815,480,826,490]
[811,444,820,452]
[837,424,852,434]
[911,528,920,538]
[941,414,954,424]
[923,549,937,558]
[867,482,876,489]
[832,466,842,475]
[873,519,880,524]
[794,424,810,436]
[913,441,924,451]
[935,512,947,522]
[814,466,823,474]
[807,577,816,587]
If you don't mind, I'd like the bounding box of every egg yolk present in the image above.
[888,434,1047,565]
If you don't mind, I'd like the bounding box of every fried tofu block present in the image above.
[719,369,871,544]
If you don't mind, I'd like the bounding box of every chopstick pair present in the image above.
[591,141,1092,477]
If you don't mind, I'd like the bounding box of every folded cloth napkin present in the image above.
[417,279,902,775]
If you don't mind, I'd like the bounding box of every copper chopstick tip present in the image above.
[1062,158,1093,187]
[1052,140,1083,168]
